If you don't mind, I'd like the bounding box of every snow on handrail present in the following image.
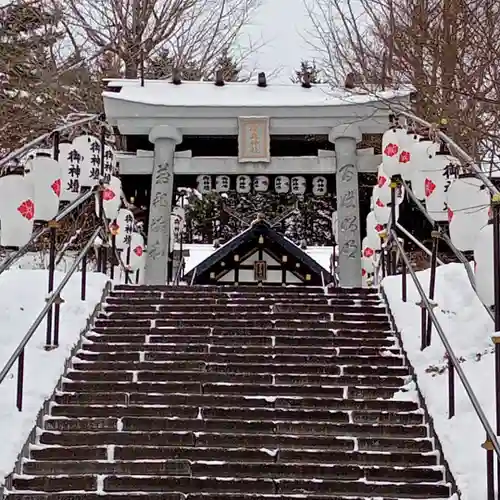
[390,229,500,459]
[0,188,97,276]
[391,106,500,196]
[400,179,494,321]
[0,114,102,168]
[0,225,101,405]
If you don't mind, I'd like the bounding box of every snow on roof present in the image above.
[103,79,412,108]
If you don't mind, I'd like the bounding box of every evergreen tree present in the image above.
[291,60,325,84]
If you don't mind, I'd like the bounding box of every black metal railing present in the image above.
[380,228,500,499]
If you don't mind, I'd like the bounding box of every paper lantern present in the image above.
[291,176,306,195]
[254,175,269,192]
[128,232,146,272]
[236,175,251,194]
[114,209,135,250]
[312,176,327,196]
[0,175,35,247]
[361,236,375,288]
[382,127,408,177]
[398,131,421,181]
[447,174,489,251]
[366,211,384,250]
[215,175,230,192]
[25,156,61,221]
[373,186,400,225]
[196,175,212,194]
[274,176,290,194]
[72,135,101,187]
[58,142,82,202]
[423,153,460,221]
[376,164,406,206]
[473,222,494,307]
[408,140,440,200]
[95,176,121,220]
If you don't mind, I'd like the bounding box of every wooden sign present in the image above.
[254,260,267,281]
[238,116,270,163]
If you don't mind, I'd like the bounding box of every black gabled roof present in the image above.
[183,219,332,285]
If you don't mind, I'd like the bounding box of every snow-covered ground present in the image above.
[384,263,495,499]
[0,269,109,482]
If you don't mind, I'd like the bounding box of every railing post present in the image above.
[16,348,24,411]
[401,255,407,302]
[417,300,427,351]
[482,439,495,500]
[45,220,58,348]
[81,252,87,301]
[97,181,105,272]
[426,228,440,347]
[52,131,60,161]
[447,354,455,418]
[52,294,64,348]
[389,176,400,275]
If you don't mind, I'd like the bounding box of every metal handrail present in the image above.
[389,230,500,458]
[0,114,101,168]
[173,256,185,285]
[0,188,97,276]
[391,106,499,196]
[400,179,493,320]
[0,225,101,409]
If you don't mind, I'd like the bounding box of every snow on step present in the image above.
[4,285,453,500]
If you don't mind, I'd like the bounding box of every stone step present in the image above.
[31,445,436,466]
[75,351,405,366]
[93,319,391,331]
[106,297,380,306]
[47,407,423,425]
[71,360,408,375]
[61,381,403,399]
[54,393,418,412]
[65,370,406,387]
[11,475,450,497]
[114,285,329,293]
[80,343,401,357]
[90,328,393,339]
[103,303,386,314]
[38,429,431,448]
[20,460,444,482]
[87,335,396,348]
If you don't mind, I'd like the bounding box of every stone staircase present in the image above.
[6,285,453,499]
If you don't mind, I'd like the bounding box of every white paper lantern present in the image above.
[423,153,459,221]
[253,175,269,192]
[103,144,115,183]
[0,175,35,247]
[366,211,384,250]
[215,175,230,192]
[95,176,121,220]
[382,127,408,177]
[236,175,251,194]
[312,176,327,196]
[361,236,375,288]
[128,232,146,271]
[274,176,290,194]
[376,164,391,204]
[291,176,306,195]
[59,142,82,202]
[398,131,421,181]
[473,222,494,307]
[447,174,489,214]
[114,209,135,250]
[72,135,101,187]
[408,140,440,200]
[25,156,61,221]
[373,186,400,225]
[196,175,212,194]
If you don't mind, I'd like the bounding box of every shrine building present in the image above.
[102,75,411,287]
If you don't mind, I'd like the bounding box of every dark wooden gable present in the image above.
[184,220,332,286]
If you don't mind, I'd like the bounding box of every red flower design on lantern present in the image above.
[363,247,374,258]
[488,206,492,219]
[384,143,399,157]
[51,179,61,197]
[103,188,115,201]
[375,224,384,232]
[361,268,367,277]
[133,246,143,257]
[17,199,35,220]
[447,207,454,223]
[376,198,384,207]
[377,176,387,188]
[399,151,411,163]
[424,178,436,198]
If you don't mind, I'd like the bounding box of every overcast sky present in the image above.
[238,0,319,82]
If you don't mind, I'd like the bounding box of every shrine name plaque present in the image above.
[254,260,267,281]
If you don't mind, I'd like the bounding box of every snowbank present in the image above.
[384,263,495,499]
[0,269,109,482]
